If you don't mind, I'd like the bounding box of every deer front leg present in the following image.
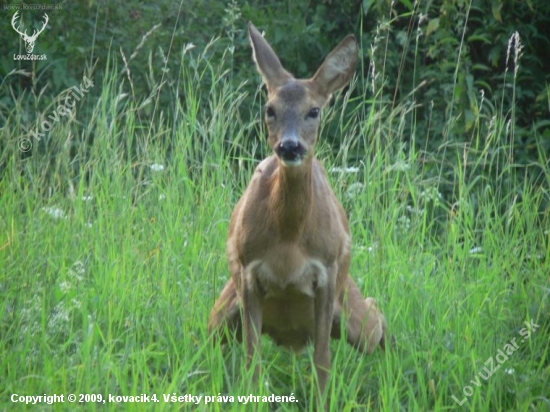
[313,265,336,399]
[243,268,263,383]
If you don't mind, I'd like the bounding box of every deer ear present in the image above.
[248,22,293,91]
[311,35,358,96]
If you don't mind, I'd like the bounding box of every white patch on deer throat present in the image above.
[280,158,303,167]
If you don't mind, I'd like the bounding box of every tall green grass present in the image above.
[1,11,549,412]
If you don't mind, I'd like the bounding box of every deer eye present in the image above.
[265,106,276,119]
[306,107,320,119]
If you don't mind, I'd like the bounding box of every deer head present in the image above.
[248,23,357,167]
[12,12,49,54]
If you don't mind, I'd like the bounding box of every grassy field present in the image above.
[1,24,549,412]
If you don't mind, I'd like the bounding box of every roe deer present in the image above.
[209,22,387,401]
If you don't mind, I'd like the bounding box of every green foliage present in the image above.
[1,0,549,410]
[2,0,548,181]
[360,0,550,167]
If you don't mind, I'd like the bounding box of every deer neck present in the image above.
[269,158,314,241]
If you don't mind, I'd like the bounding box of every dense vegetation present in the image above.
[1,0,548,410]
[2,0,550,177]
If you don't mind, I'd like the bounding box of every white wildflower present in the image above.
[420,188,443,202]
[386,160,411,172]
[406,205,424,216]
[59,281,72,293]
[48,301,71,335]
[150,163,165,172]
[329,166,360,174]
[346,183,364,199]
[469,246,483,255]
[42,207,67,219]
[397,215,411,230]
[68,261,85,282]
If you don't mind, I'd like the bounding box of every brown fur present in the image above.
[208,22,387,405]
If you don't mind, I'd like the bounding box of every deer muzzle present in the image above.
[275,134,307,166]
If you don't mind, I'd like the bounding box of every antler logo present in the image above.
[11,11,49,54]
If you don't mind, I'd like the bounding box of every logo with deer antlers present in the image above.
[11,11,48,54]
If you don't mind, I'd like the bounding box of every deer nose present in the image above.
[275,136,306,164]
